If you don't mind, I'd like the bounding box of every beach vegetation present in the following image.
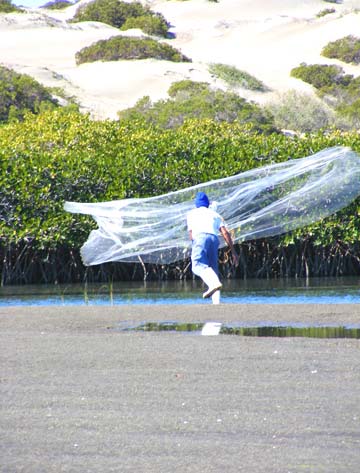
[75,35,191,64]
[41,0,74,9]
[208,63,268,91]
[0,66,59,123]
[46,86,79,108]
[1,108,360,284]
[120,14,170,37]
[118,81,275,131]
[322,35,360,64]
[0,0,22,12]
[167,80,210,97]
[290,62,360,126]
[71,0,170,38]
[335,100,360,128]
[316,8,335,17]
[265,90,336,133]
[290,63,347,89]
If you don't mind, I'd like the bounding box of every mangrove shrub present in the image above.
[1,109,360,283]
[0,66,59,123]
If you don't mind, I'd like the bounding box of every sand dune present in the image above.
[1,0,360,119]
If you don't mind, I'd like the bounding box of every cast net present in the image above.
[64,146,360,266]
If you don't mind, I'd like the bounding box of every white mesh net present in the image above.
[64,146,360,266]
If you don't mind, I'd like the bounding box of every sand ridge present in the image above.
[1,0,360,118]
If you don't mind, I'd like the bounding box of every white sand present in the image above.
[1,0,360,119]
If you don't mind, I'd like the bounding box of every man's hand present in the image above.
[220,226,239,267]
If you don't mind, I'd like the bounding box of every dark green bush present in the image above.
[120,14,169,37]
[118,81,276,131]
[316,8,335,17]
[322,35,360,64]
[290,63,347,89]
[290,62,360,129]
[75,35,191,64]
[41,0,73,9]
[0,66,59,123]
[167,80,210,98]
[291,62,358,100]
[319,75,360,105]
[71,0,170,37]
[0,0,21,12]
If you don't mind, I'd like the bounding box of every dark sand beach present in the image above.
[1,304,360,472]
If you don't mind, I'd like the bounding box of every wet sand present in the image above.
[1,304,360,472]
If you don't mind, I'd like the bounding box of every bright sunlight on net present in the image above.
[64,146,360,265]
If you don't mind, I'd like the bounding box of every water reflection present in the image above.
[0,277,359,306]
[117,321,360,339]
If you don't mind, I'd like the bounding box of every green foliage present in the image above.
[118,81,275,131]
[290,62,360,128]
[47,86,80,109]
[208,63,268,91]
[41,0,73,9]
[167,80,210,97]
[316,8,335,17]
[75,35,191,64]
[0,66,59,123]
[0,0,21,12]
[322,35,360,64]
[2,108,360,261]
[265,90,336,133]
[336,99,360,127]
[290,63,347,89]
[120,14,169,37]
[320,75,360,105]
[71,0,170,38]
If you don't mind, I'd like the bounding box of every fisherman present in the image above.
[187,191,239,304]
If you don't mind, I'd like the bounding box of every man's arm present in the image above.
[220,226,239,266]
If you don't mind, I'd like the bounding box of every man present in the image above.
[187,191,239,304]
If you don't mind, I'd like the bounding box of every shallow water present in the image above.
[0,277,359,306]
[115,321,360,339]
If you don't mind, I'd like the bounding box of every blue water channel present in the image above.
[0,277,359,306]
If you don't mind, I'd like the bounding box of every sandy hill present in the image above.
[1,0,360,119]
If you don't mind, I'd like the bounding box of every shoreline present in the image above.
[1,303,359,331]
[1,303,360,472]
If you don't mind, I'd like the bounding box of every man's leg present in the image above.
[207,235,221,303]
[191,234,222,299]
[211,290,221,305]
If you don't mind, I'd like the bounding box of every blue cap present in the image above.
[195,192,210,208]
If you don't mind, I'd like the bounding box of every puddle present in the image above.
[115,321,360,339]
